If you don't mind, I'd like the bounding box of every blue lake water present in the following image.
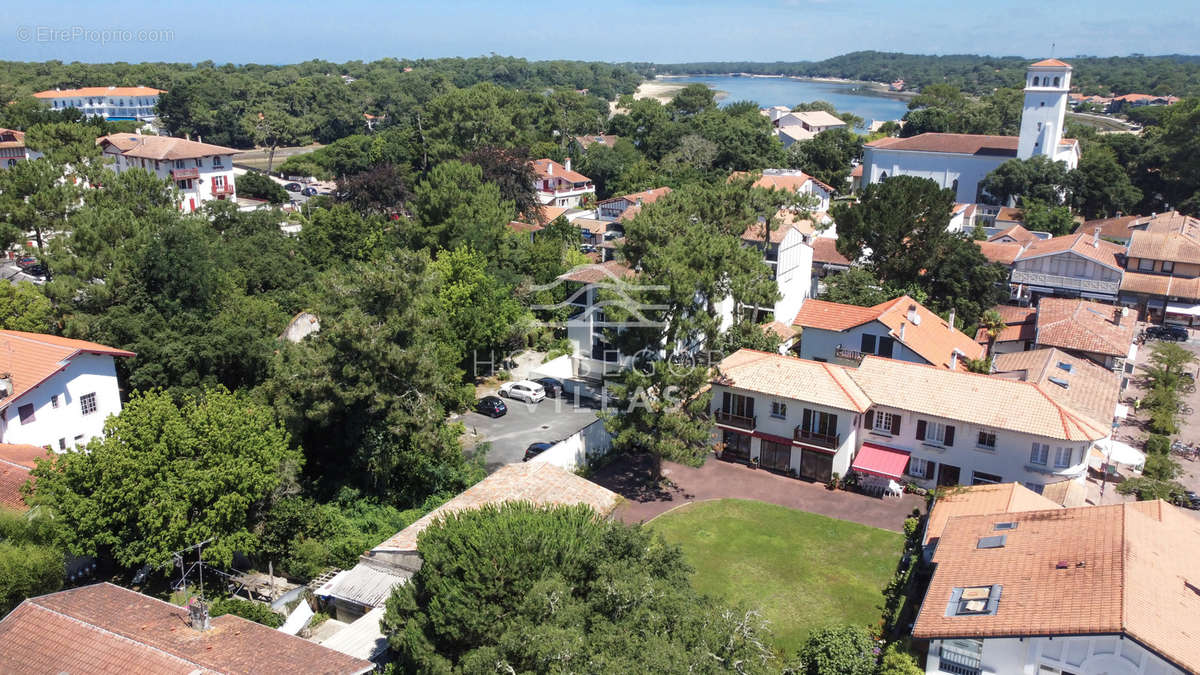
[663,75,910,124]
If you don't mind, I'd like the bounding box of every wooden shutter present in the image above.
[722,391,730,412]
[878,336,894,359]
[925,460,936,479]
[802,408,812,433]
[915,420,926,440]
[860,334,876,354]
[944,426,956,447]
[890,413,901,435]
[864,410,874,430]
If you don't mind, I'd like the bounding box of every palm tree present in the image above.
[979,309,1007,360]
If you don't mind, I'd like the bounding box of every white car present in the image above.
[499,380,546,403]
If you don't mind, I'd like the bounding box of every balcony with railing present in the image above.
[171,167,199,180]
[834,345,866,362]
[210,183,235,196]
[794,427,840,449]
[936,651,981,675]
[713,410,756,430]
[1010,269,1120,296]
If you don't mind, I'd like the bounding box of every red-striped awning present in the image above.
[851,443,910,480]
[751,430,794,446]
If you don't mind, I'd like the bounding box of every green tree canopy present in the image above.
[382,502,776,674]
[29,388,302,570]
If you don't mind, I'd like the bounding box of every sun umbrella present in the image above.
[1096,438,1146,470]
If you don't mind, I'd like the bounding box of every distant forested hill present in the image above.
[655,51,1200,96]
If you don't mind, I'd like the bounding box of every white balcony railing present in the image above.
[1010,270,1120,295]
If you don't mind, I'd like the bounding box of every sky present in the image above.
[3,0,1197,65]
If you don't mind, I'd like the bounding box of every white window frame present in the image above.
[926,421,948,445]
[872,412,896,434]
[908,457,929,478]
[1054,446,1073,468]
[770,401,787,419]
[1030,442,1049,465]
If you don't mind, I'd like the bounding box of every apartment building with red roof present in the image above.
[98,133,240,213]
[34,86,164,121]
[1010,230,1126,303]
[711,349,1107,493]
[0,128,43,169]
[0,330,134,451]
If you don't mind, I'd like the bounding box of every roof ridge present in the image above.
[1119,504,1128,634]
[21,595,208,671]
[819,361,865,412]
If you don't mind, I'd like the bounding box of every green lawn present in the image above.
[648,499,903,655]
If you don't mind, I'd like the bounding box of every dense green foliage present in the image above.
[1118,343,1197,502]
[236,171,289,204]
[0,281,54,332]
[791,624,878,675]
[0,57,645,149]
[29,388,302,569]
[831,176,1009,324]
[382,502,777,673]
[656,52,1200,96]
[0,510,65,616]
[209,596,285,628]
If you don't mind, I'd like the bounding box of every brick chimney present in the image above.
[948,308,956,330]
[1092,226,1101,248]
[187,597,210,631]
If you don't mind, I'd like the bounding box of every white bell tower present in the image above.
[1017,59,1072,161]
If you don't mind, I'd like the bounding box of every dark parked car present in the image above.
[534,377,564,398]
[24,264,48,278]
[283,182,302,192]
[475,395,507,418]
[1181,490,1200,510]
[301,186,319,197]
[1148,324,1189,342]
[523,442,553,461]
[16,256,38,269]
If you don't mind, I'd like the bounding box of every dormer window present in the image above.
[947,585,1002,617]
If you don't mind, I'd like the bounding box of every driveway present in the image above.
[457,396,602,471]
[592,453,924,532]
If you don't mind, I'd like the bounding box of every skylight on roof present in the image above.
[1056,362,1074,373]
[947,585,1002,617]
[1048,376,1069,389]
[993,522,1018,531]
[977,535,1007,549]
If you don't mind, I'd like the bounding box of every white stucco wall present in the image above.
[0,353,124,450]
[773,229,814,323]
[796,322,926,367]
[861,402,1092,490]
[927,634,1185,675]
[529,418,613,471]
[863,146,1010,203]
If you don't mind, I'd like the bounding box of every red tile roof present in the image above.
[811,237,851,266]
[988,224,1037,246]
[1014,232,1125,270]
[791,298,885,332]
[33,86,164,99]
[531,158,591,184]
[598,187,672,207]
[914,501,1200,675]
[974,305,1036,344]
[0,583,374,674]
[98,134,240,161]
[0,331,135,412]
[865,133,1019,157]
[0,444,48,511]
[0,128,26,150]
[1034,298,1137,358]
[557,260,635,284]
[976,240,1024,265]
[573,134,620,149]
[1031,58,1071,68]
[922,482,1062,546]
[506,220,544,234]
[992,348,1122,432]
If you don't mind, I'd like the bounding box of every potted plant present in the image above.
[826,472,840,490]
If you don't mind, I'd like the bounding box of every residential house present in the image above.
[318,462,619,622]
[0,129,42,168]
[596,187,672,222]
[987,223,1038,246]
[848,356,1105,492]
[506,219,545,243]
[0,330,134,451]
[532,158,594,208]
[791,296,984,370]
[555,260,641,376]
[0,443,50,511]
[1108,92,1181,111]
[1117,211,1200,325]
[34,86,164,121]
[731,169,834,212]
[712,349,870,481]
[0,583,374,674]
[1074,213,1143,244]
[711,350,1107,491]
[992,347,1124,440]
[1009,230,1125,303]
[771,110,848,148]
[740,215,816,324]
[98,133,239,213]
[863,60,1080,203]
[914,501,1199,675]
[976,239,1026,266]
[850,164,863,192]
[1032,297,1137,371]
[573,217,620,247]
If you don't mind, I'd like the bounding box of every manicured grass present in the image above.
[648,498,903,655]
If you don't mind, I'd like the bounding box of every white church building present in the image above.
[863,59,1080,204]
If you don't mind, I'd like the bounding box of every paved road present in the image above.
[456,396,602,470]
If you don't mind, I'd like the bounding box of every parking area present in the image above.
[456,396,602,471]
